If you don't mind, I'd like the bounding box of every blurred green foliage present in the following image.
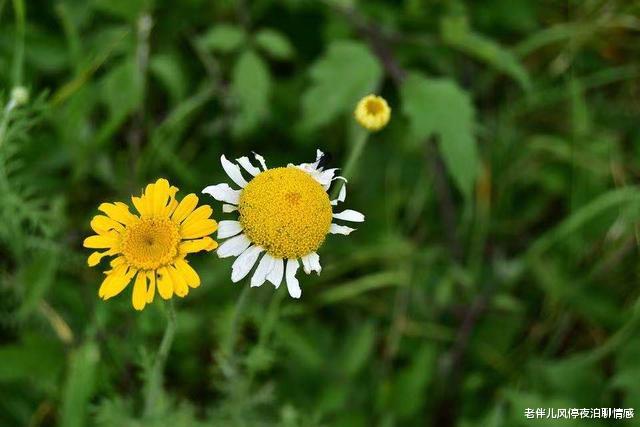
[1,0,640,426]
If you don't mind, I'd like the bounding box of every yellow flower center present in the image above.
[238,167,332,259]
[366,98,384,115]
[121,217,181,270]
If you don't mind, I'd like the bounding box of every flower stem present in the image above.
[143,299,176,419]
[224,284,251,356]
[332,126,369,199]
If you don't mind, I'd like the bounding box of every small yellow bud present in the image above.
[354,94,391,132]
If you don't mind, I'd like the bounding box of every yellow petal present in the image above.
[83,232,119,249]
[152,179,170,216]
[88,252,103,266]
[98,202,136,225]
[156,267,173,300]
[110,256,126,268]
[162,186,179,217]
[171,194,199,224]
[182,205,212,226]
[167,265,189,297]
[90,215,124,234]
[132,196,149,217]
[179,237,217,254]
[99,265,135,300]
[181,219,217,239]
[146,271,156,303]
[175,258,200,288]
[132,271,148,311]
[87,249,116,267]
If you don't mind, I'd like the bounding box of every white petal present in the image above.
[331,175,347,185]
[223,204,238,213]
[231,246,264,282]
[301,254,312,274]
[266,258,284,288]
[296,150,324,173]
[331,184,347,206]
[202,183,240,205]
[217,220,243,239]
[330,224,355,235]
[217,234,251,258]
[305,252,321,274]
[295,163,318,176]
[251,253,275,287]
[333,209,365,222]
[319,168,338,182]
[221,155,248,188]
[253,152,267,170]
[285,259,301,299]
[237,156,261,176]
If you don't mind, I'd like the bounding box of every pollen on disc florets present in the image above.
[238,167,333,259]
[121,217,181,270]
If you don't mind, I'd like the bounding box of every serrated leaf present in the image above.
[198,24,246,53]
[301,40,382,132]
[255,28,294,60]
[401,72,479,197]
[441,15,531,91]
[231,50,271,137]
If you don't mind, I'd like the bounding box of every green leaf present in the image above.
[441,15,531,91]
[0,334,64,386]
[391,344,436,417]
[60,341,100,427]
[100,58,143,119]
[528,186,640,255]
[231,49,271,137]
[340,322,376,377]
[198,24,246,53]
[301,40,382,132]
[276,323,324,369]
[93,0,146,21]
[401,72,479,197]
[150,53,188,103]
[255,28,294,60]
[17,251,58,317]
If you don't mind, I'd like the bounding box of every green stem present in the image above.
[224,285,251,356]
[143,300,176,419]
[332,127,369,199]
[11,0,25,86]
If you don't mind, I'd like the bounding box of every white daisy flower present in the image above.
[202,150,365,299]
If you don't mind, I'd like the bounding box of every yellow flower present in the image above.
[83,179,218,310]
[203,151,365,299]
[354,94,391,131]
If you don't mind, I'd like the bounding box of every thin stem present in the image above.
[143,300,176,419]
[332,127,369,199]
[224,284,251,356]
[11,0,25,86]
[128,12,152,185]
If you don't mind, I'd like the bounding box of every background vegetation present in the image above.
[1,0,640,425]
